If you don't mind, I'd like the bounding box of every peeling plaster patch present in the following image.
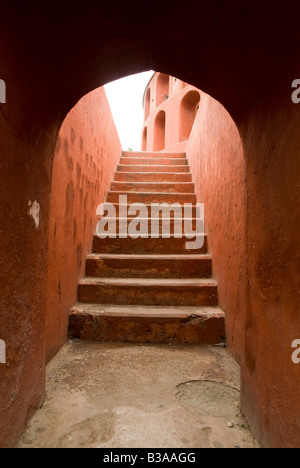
[28,200,40,229]
[0,340,6,364]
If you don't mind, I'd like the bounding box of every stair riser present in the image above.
[107,192,197,204]
[69,313,225,344]
[120,158,188,166]
[117,165,190,173]
[93,236,208,255]
[114,173,193,183]
[86,257,212,279]
[97,218,200,233]
[122,152,186,159]
[110,182,195,193]
[78,284,218,307]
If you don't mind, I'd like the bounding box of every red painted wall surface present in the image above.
[240,104,300,448]
[46,87,121,362]
[186,93,245,362]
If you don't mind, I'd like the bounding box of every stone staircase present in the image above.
[69,151,225,344]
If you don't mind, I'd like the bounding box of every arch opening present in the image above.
[156,73,170,108]
[145,88,151,120]
[180,90,201,142]
[153,110,166,151]
[142,126,147,151]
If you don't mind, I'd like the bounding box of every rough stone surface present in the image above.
[18,342,259,449]
[69,304,225,344]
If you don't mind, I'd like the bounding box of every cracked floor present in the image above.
[18,342,259,448]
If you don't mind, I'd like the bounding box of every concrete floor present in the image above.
[19,342,259,448]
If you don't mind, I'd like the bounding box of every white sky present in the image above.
[105,71,154,151]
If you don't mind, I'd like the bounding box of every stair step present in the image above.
[117,165,190,173]
[114,172,193,183]
[120,158,188,166]
[93,234,207,255]
[107,191,197,204]
[110,182,195,193]
[78,277,218,307]
[69,304,225,344]
[122,151,186,159]
[86,253,212,278]
[97,217,201,234]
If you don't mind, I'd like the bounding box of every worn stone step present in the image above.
[117,165,190,173]
[120,157,188,166]
[114,172,193,183]
[93,234,207,255]
[107,191,197,204]
[78,277,218,307]
[97,217,201,234]
[122,151,186,159]
[86,253,212,278]
[110,181,195,193]
[69,304,225,344]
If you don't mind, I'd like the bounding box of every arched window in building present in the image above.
[180,91,201,141]
[145,88,151,120]
[142,126,148,151]
[156,74,170,107]
[154,111,166,151]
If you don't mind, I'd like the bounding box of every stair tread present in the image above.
[112,182,194,185]
[79,277,217,286]
[87,253,211,260]
[71,303,224,319]
[94,233,205,238]
[116,172,190,174]
[108,190,196,198]
[108,191,196,195]
[120,158,187,162]
[122,152,186,157]
[118,165,190,168]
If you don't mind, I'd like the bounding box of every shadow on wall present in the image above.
[186,91,245,364]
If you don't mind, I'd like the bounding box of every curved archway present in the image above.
[144,88,151,120]
[142,126,147,151]
[180,90,201,142]
[1,2,298,449]
[156,73,170,108]
[153,110,166,151]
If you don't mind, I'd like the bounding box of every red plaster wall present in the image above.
[46,87,121,363]
[186,93,245,362]
[240,104,300,448]
[0,0,299,448]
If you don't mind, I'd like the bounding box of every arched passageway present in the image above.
[0,1,299,449]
